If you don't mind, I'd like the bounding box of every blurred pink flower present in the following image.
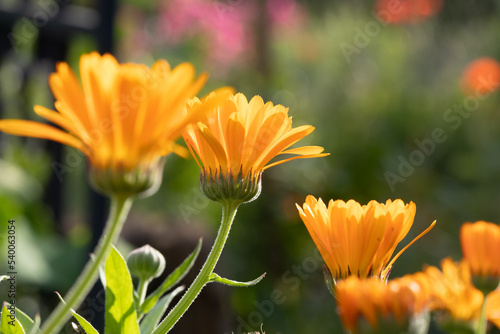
[267,0,306,29]
[158,0,307,69]
[159,0,253,66]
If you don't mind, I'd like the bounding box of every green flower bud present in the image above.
[126,244,166,282]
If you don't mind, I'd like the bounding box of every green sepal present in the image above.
[1,302,25,334]
[322,264,336,297]
[105,246,140,334]
[55,292,99,334]
[208,272,266,287]
[472,275,500,296]
[139,286,184,334]
[138,239,202,316]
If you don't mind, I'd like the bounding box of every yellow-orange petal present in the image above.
[461,221,500,277]
[34,105,79,136]
[297,196,430,281]
[183,92,327,180]
[0,120,87,154]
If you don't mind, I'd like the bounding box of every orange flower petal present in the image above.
[0,120,87,154]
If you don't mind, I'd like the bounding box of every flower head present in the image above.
[296,196,435,282]
[183,93,327,203]
[460,221,500,294]
[0,52,228,196]
[461,221,500,278]
[375,0,443,24]
[335,276,430,334]
[422,258,484,322]
[461,58,500,95]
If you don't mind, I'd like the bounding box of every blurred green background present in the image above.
[1,0,500,333]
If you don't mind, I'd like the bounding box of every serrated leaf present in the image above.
[208,272,266,287]
[55,292,99,334]
[139,286,184,334]
[1,302,25,334]
[139,239,202,316]
[105,246,140,334]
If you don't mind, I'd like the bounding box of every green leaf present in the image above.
[208,272,266,287]
[1,302,25,334]
[54,292,99,334]
[28,314,40,334]
[71,312,99,334]
[139,239,202,316]
[105,246,140,334]
[3,304,39,334]
[139,286,184,334]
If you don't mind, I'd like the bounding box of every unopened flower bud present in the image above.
[126,244,166,282]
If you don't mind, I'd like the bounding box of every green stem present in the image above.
[477,295,488,334]
[138,278,149,306]
[136,278,150,322]
[152,200,240,334]
[41,195,133,334]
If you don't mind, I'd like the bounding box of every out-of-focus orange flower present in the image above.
[335,276,430,333]
[461,58,500,95]
[423,258,484,321]
[375,0,443,24]
[296,197,435,282]
[461,221,500,278]
[487,289,500,330]
[0,52,214,171]
[0,53,232,197]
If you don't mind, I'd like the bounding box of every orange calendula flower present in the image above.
[461,221,500,295]
[487,289,500,330]
[296,196,435,282]
[461,58,500,95]
[422,258,484,323]
[0,52,229,196]
[335,276,430,334]
[375,0,443,24]
[461,221,500,278]
[183,93,328,203]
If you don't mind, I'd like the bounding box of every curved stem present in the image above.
[41,195,133,334]
[477,295,488,334]
[152,200,240,334]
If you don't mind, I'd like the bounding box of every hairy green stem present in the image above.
[41,195,133,334]
[152,200,240,334]
[477,295,488,334]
